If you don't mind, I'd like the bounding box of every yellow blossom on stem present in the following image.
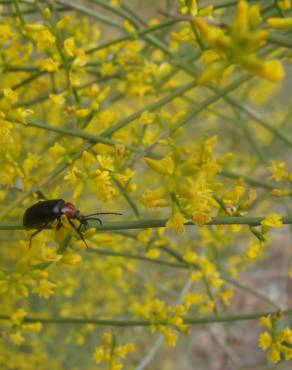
[64,37,76,57]
[258,331,272,350]
[268,161,288,181]
[10,331,25,346]
[261,213,283,229]
[260,315,272,330]
[267,17,292,30]
[140,188,168,209]
[166,203,186,235]
[49,93,66,105]
[145,249,160,259]
[246,242,263,261]
[183,251,197,264]
[278,0,291,10]
[145,155,175,175]
[32,279,57,299]
[11,309,27,325]
[59,253,82,266]
[123,20,135,34]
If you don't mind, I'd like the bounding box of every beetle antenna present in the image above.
[84,212,122,217]
[83,217,103,225]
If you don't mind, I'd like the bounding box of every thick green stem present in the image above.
[0,308,291,326]
[2,216,292,231]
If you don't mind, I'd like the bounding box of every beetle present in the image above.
[23,199,122,249]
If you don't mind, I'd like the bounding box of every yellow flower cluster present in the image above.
[134,298,189,346]
[195,0,284,84]
[9,309,42,346]
[0,268,56,299]
[258,313,292,363]
[93,332,135,369]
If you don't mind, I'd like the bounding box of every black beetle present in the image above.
[23,199,122,249]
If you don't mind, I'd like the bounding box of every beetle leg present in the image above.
[77,220,89,232]
[28,222,49,249]
[56,217,64,230]
[67,218,89,249]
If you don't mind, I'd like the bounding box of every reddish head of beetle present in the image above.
[61,202,78,218]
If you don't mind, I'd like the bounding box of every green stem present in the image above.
[3,216,292,231]
[0,308,291,326]
[55,0,124,30]
[268,33,292,49]
[220,170,276,190]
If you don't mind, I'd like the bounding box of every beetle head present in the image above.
[61,202,78,218]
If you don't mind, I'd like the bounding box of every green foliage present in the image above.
[0,0,292,369]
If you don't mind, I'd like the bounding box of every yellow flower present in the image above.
[110,0,120,7]
[74,108,90,118]
[49,93,65,105]
[73,48,88,67]
[115,343,135,358]
[42,247,63,262]
[42,7,51,21]
[32,279,57,299]
[166,204,186,235]
[145,156,175,175]
[161,327,177,347]
[56,15,71,29]
[183,251,197,263]
[38,58,59,72]
[31,29,56,51]
[10,108,33,123]
[64,166,84,184]
[261,213,283,228]
[184,292,205,308]
[23,152,39,175]
[246,242,262,260]
[267,17,292,30]
[260,315,272,329]
[140,188,168,209]
[11,309,27,325]
[258,331,272,350]
[267,346,281,363]
[268,161,288,181]
[123,20,135,34]
[145,249,160,259]
[192,211,212,226]
[102,332,112,347]
[100,62,116,76]
[139,110,155,125]
[3,88,18,104]
[280,0,291,9]
[97,154,114,171]
[218,289,233,305]
[93,347,105,363]
[64,37,76,57]
[59,253,82,265]
[10,331,25,346]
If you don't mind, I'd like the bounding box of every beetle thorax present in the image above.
[61,202,78,218]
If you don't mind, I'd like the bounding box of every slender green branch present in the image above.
[0,308,291,326]
[267,33,292,49]
[223,277,280,309]
[88,247,185,268]
[220,170,276,190]
[2,216,292,231]
[56,0,124,30]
